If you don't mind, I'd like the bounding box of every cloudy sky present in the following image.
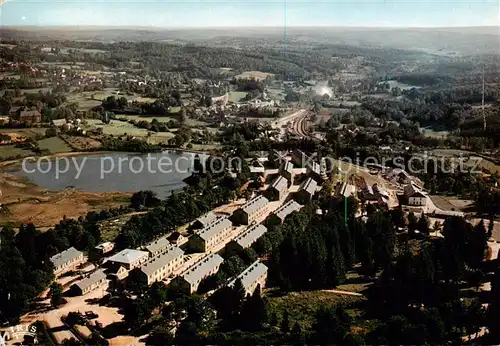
[0,0,499,27]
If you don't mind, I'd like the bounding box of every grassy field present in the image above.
[0,128,48,139]
[236,70,275,81]
[420,127,450,138]
[37,137,72,153]
[0,145,35,159]
[268,290,364,329]
[86,119,150,136]
[118,115,174,123]
[227,91,248,103]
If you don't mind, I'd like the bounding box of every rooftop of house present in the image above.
[74,269,107,291]
[107,249,149,265]
[228,261,268,291]
[19,110,41,117]
[233,223,268,248]
[272,200,302,220]
[50,247,83,268]
[299,177,318,195]
[140,246,184,276]
[238,195,269,215]
[194,211,219,228]
[195,216,233,242]
[182,253,224,285]
[268,176,288,193]
[280,161,294,174]
[145,236,171,254]
[95,242,114,250]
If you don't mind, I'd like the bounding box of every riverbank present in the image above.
[0,171,131,228]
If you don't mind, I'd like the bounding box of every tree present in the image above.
[123,296,153,327]
[280,311,290,334]
[49,282,64,307]
[149,281,168,308]
[488,264,500,343]
[45,127,58,138]
[417,214,430,235]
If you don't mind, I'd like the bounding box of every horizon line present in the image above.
[1,24,499,29]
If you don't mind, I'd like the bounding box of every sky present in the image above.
[0,0,499,27]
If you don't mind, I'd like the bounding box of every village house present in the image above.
[279,161,295,186]
[8,106,21,118]
[295,177,318,204]
[144,236,171,258]
[170,253,224,294]
[232,195,269,225]
[105,249,149,271]
[188,217,233,253]
[404,183,428,206]
[227,261,268,296]
[136,246,184,285]
[267,200,302,226]
[306,161,324,181]
[71,269,107,296]
[226,223,268,255]
[50,247,85,276]
[290,149,310,167]
[95,242,114,255]
[191,211,219,230]
[334,182,356,199]
[265,175,288,201]
[19,110,41,125]
[168,231,186,246]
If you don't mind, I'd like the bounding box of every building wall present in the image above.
[205,227,232,251]
[409,196,427,206]
[188,235,207,252]
[143,256,183,285]
[54,254,85,275]
[233,209,250,225]
[245,271,268,296]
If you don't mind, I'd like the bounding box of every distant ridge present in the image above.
[0,26,498,54]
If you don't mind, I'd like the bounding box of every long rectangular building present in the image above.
[191,211,219,230]
[106,249,149,271]
[171,253,224,294]
[265,175,288,201]
[295,177,318,204]
[144,236,171,257]
[71,269,107,296]
[267,200,302,226]
[50,247,85,276]
[137,246,184,285]
[232,195,269,225]
[188,216,233,252]
[226,223,267,254]
[228,261,268,296]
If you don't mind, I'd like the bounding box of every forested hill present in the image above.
[1,26,499,55]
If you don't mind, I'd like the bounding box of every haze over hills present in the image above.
[1,26,499,55]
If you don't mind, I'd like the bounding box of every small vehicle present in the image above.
[85,311,99,319]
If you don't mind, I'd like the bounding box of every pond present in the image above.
[12,151,207,199]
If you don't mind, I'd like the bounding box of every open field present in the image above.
[0,172,131,227]
[85,119,151,136]
[227,91,248,103]
[0,145,35,159]
[268,290,364,329]
[60,47,107,54]
[133,96,157,103]
[37,137,73,153]
[236,70,275,81]
[117,115,174,123]
[420,127,450,138]
[61,134,102,151]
